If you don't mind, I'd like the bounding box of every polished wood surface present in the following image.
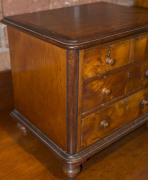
[2,2,148,49]
[63,164,81,178]
[8,27,67,150]
[135,0,148,8]
[66,49,79,154]
[0,108,148,180]
[82,65,142,113]
[81,88,148,148]
[83,40,131,79]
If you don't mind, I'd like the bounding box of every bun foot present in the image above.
[63,164,81,178]
[17,123,27,135]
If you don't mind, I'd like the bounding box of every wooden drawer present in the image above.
[83,40,131,79]
[81,88,148,148]
[134,35,148,63]
[82,65,142,113]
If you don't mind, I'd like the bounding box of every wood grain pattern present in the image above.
[66,50,79,155]
[83,40,131,79]
[2,2,148,49]
[81,87,148,148]
[8,26,67,150]
[82,65,142,113]
[134,35,148,63]
[135,0,148,8]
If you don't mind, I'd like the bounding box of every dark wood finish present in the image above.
[3,2,148,178]
[83,40,131,79]
[63,164,81,178]
[66,50,79,155]
[135,0,148,8]
[8,27,67,150]
[82,65,142,113]
[81,87,148,148]
[0,70,13,109]
[2,2,148,49]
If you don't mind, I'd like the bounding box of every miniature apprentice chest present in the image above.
[2,2,148,178]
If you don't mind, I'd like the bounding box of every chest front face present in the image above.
[79,34,148,150]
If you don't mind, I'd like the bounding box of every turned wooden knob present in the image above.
[101,120,110,129]
[141,98,148,106]
[106,57,115,66]
[102,88,112,96]
[145,70,148,78]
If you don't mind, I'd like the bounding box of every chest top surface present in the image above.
[2,2,148,49]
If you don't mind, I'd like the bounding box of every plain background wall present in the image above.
[0,0,134,72]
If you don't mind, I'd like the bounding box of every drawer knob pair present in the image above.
[102,88,112,96]
[141,98,148,106]
[101,120,110,129]
[106,57,116,66]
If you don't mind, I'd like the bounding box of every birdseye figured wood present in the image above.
[82,65,142,113]
[83,39,131,79]
[81,87,148,148]
[8,26,67,150]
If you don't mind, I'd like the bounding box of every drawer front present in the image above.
[83,40,131,79]
[82,65,142,113]
[134,35,148,63]
[81,88,148,148]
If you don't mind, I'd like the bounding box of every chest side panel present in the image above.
[8,26,67,150]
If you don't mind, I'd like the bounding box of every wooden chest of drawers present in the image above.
[2,2,148,178]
